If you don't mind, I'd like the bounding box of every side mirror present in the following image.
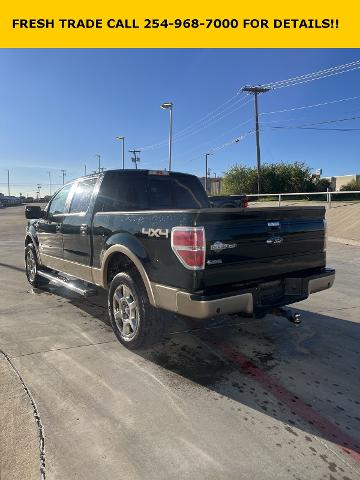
[25,205,44,219]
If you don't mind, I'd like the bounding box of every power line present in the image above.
[270,126,360,132]
[264,114,360,130]
[138,94,251,151]
[260,94,360,116]
[261,60,360,90]
[169,97,252,146]
[178,129,254,168]
[174,117,254,162]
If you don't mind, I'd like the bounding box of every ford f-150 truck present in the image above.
[25,169,335,349]
[209,194,248,208]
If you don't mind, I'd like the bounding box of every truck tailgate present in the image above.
[196,207,326,288]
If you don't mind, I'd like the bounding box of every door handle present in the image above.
[80,224,88,235]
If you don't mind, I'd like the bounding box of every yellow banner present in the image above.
[0,0,357,48]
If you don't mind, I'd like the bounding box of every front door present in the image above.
[36,183,73,261]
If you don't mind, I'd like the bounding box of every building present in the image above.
[322,174,360,191]
[334,174,360,191]
[198,177,222,195]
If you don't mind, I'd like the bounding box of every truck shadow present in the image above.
[37,285,360,459]
[143,308,360,460]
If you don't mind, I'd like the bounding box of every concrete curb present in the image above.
[0,352,45,480]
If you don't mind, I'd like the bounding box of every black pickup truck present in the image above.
[25,169,335,349]
[209,194,248,208]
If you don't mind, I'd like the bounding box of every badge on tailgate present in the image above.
[210,241,237,252]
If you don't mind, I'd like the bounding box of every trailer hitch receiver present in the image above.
[272,307,301,325]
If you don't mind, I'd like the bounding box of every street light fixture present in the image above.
[160,102,173,172]
[115,136,125,169]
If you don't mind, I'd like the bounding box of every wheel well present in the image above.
[106,252,137,286]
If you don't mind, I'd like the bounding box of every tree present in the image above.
[222,165,257,194]
[312,178,331,192]
[340,179,360,191]
[222,162,315,194]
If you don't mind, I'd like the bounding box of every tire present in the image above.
[25,243,49,287]
[108,269,164,350]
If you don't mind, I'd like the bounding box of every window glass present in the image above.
[96,172,210,212]
[148,178,172,209]
[48,184,72,216]
[169,175,210,209]
[69,179,97,214]
[96,173,148,212]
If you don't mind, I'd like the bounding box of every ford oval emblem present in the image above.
[266,236,284,245]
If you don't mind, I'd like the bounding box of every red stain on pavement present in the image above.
[198,329,360,465]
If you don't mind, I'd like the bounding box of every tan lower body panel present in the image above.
[151,283,253,319]
[308,272,335,294]
[41,254,93,283]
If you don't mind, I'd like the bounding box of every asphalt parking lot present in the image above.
[0,206,360,480]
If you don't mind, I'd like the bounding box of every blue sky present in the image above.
[0,48,359,196]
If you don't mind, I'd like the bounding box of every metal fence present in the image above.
[246,190,360,208]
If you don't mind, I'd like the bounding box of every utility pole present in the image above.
[7,169,10,196]
[129,150,140,170]
[241,85,270,194]
[96,154,101,173]
[204,153,212,194]
[48,171,52,196]
[61,169,66,185]
[84,164,87,176]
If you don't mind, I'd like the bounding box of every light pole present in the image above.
[61,169,66,185]
[116,136,125,169]
[48,171,52,196]
[160,102,173,171]
[96,154,101,173]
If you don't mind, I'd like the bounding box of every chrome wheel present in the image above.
[26,248,37,283]
[112,284,139,341]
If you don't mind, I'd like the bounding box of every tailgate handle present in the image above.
[267,221,280,232]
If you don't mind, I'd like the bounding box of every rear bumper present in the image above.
[151,268,335,319]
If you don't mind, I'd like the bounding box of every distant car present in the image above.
[0,202,5,209]
[208,194,248,208]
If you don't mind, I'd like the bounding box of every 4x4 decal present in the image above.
[141,228,169,238]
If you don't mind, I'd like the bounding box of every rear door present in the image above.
[62,177,98,272]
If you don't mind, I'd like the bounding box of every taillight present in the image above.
[243,196,249,208]
[171,227,206,270]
